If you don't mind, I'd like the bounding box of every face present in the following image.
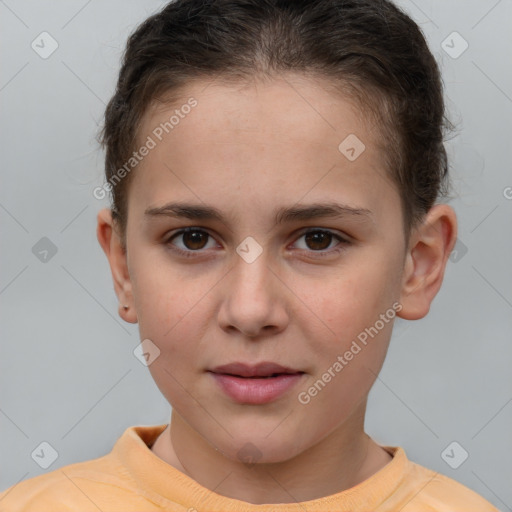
[122,74,407,463]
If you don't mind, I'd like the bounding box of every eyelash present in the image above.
[164,227,351,259]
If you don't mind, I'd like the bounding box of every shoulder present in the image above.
[0,424,169,512]
[396,456,500,511]
[0,453,132,511]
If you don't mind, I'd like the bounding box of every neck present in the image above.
[151,403,393,504]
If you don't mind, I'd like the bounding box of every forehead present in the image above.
[140,73,376,149]
[129,74,399,224]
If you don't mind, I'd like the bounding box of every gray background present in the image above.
[1,0,511,509]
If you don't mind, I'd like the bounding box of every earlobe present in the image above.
[96,208,138,324]
[397,204,457,320]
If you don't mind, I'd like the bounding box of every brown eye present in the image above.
[303,230,333,251]
[291,228,350,258]
[167,228,215,253]
[181,229,209,250]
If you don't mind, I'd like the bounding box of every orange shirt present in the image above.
[0,424,499,511]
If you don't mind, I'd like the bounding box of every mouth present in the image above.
[207,362,305,404]
[208,361,304,378]
[220,373,301,379]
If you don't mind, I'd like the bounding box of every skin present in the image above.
[97,73,457,504]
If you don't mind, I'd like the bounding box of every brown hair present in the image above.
[98,0,451,248]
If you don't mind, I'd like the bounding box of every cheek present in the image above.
[129,254,205,357]
[135,271,207,408]
[317,267,396,333]
[308,257,400,381]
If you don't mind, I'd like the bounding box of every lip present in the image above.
[209,361,302,377]
[208,362,305,404]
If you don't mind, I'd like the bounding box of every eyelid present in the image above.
[291,226,352,244]
[288,227,351,257]
[165,226,220,250]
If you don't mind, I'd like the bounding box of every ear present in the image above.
[397,204,457,320]
[96,208,138,323]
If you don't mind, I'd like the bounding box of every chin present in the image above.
[213,428,307,465]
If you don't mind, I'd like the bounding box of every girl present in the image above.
[1,0,500,510]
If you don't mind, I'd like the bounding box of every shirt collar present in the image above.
[113,424,409,511]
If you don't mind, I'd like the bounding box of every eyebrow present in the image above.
[144,201,373,225]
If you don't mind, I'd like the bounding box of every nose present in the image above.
[217,249,289,339]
